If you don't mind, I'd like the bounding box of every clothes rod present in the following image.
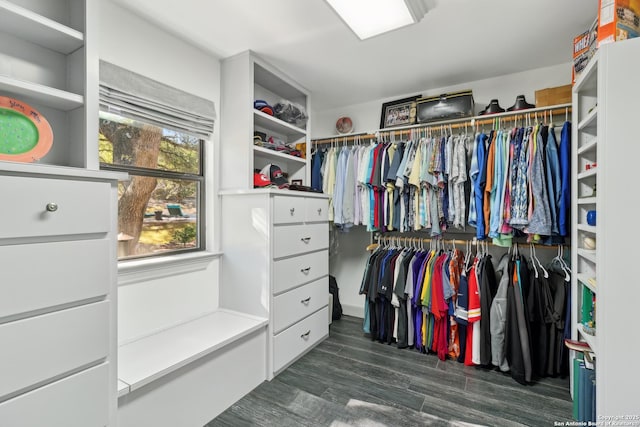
[371,234,569,250]
[312,103,572,145]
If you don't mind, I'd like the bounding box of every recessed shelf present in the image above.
[254,110,306,140]
[577,224,597,234]
[253,146,307,165]
[577,249,596,264]
[578,107,597,131]
[0,75,83,111]
[577,324,597,353]
[577,273,597,292]
[577,197,596,205]
[577,168,597,180]
[0,0,83,54]
[577,139,597,155]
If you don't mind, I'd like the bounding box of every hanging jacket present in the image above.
[490,253,510,371]
[479,254,498,366]
[558,122,571,236]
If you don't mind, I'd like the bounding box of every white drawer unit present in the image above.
[0,239,110,320]
[273,307,329,373]
[0,301,109,400]
[273,222,329,259]
[273,250,328,294]
[0,165,123,426]
[0,363,109,427]
[0,175,110,239]
[220,190,330,380]
[273,278,328,333]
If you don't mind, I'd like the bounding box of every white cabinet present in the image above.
[0,164,124,426]
[0,0,97,168]
[220,190,329,379]
[571,37,640,417]
[220,51,310,190]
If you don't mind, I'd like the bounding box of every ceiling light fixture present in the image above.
[325,0,435,40]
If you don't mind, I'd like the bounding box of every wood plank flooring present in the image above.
[205,315,573,426]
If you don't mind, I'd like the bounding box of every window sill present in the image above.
[118,251,222,286]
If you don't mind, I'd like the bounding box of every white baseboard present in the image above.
[340,303,364,319]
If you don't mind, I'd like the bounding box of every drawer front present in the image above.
[273,223,328,259]
[273,250,328,294]
[0,239,110,320]
[273,278,328,333]
[0,301,109,399]
[273,307,328,373]
[0,175,110,239]
[305,197,328,222]
[0,363,109,427]
[273,196,306,224]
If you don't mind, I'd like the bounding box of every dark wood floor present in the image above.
[206,315,572,426]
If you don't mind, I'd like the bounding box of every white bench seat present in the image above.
[118,309,268,395]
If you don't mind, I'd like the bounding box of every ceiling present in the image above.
[111,0,598,111]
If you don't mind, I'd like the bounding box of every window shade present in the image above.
[99,60,216,138]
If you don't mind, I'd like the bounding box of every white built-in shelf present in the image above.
[577,249,597,264]
[0,0,83,54]
[574,51,599,94]
[118,309,267,394]
[577,197,597,205]
[0,75,83,111]
[578,324,597,353]
[578,139,598,155]
[578,107,598,132]
[577,273,597,292]
[118,380,130,397]
[577,224,597,234]
[577,168,597,180]
[253,146,306,165]
[254,110,307,140]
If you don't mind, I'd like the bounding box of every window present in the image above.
[98,61,215,261]
[99,112,204,259]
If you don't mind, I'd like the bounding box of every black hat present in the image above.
[261,164,289,189]
[507,95,535,111]
[478,99,505,115]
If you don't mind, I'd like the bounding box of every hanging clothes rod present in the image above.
[312,103,572,145]
[369,234,569,251]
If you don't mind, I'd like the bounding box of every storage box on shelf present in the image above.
[220,50,310,190]
[571,36,640,418]
[0,0,98,169]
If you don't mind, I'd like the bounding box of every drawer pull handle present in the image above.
[290,208,295,215]
[301,267,311,274]
[301,237,311,243]
[301,297,311,304]
[45,202,58,212]
[300,330,311,339]
[317,208,322,215]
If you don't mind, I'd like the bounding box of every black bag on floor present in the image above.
[329,275,343,320]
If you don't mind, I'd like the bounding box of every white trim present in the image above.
[117,251,221,286]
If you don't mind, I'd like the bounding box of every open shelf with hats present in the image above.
[570,36,640,418]
[220,50,310,191]
[0,0,99,170]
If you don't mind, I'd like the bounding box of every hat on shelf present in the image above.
[261,164,289,189]
[478,99,505,115]
[507,95,535,112]
[254,99,274,116]
[253,171,274,188]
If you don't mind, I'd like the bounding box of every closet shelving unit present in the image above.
[571,36,640,417]
[220,50,310,191]
[0,1,124,425]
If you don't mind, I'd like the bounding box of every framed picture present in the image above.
[379,95,420,129]
[291,179,303,186]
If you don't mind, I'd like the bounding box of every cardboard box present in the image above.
[573,18,598,84]
[598,0,640,45]
[535,85,573,107]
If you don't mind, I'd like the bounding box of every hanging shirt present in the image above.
[468,134,480,227]
[545,126,562,236]
[558,121,571,236]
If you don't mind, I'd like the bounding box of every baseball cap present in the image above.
[254,99,274,116]
[260,164,289,189]
[253,171,273,188]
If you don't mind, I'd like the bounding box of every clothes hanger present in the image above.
[529,243,539,278]
[533,243,549,278]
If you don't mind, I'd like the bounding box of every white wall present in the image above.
[320,62,573,318]
[100,1,223,343]
[312,62,572,137]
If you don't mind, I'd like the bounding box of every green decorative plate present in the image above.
[0,96,53,162]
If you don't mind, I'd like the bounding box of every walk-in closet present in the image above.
[1,0,639,426]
